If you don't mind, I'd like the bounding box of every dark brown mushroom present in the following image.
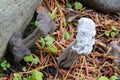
[8,31,31,63]
[8,8,57,63]
[57,41,79,69]
[23,11,57,48]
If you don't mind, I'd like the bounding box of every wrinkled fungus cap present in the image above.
[78,17,96,36]
[72,17,96,55]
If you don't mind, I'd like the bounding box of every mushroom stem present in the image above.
[23,12,57,48]
[57,41,79,68]
[23,27,40,48]
[8,31,31,63]
[57,17,96,68]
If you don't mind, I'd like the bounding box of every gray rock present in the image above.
[78,0,120,13]
[0,0,43,60]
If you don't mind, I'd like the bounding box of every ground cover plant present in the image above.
[0,0,120,80]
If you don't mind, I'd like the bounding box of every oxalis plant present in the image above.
[23,54,39,64]
[104,26,119,38]
[13,69,43,80]
[38,35,58,54]
[0,58,11,71]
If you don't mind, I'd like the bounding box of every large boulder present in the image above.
[78,0,120,13]
[0,0,43,59]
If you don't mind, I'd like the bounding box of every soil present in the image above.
[0,0,120,80]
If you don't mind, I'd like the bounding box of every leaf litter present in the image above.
[1,0,120,80]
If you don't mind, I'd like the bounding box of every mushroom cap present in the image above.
[78,17,96,36]
[37,12,57,37]
[72,17,96,55]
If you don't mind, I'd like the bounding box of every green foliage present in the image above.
[81,11,85,15]
[0,59,11,71]
[23,78,28,80]
[74,23,78,27]
[104,26,118,38]
[50,13,57,19]
[44,35,55,45]
[48,45,58,54]
[29,69,43,80]
[67,18,72,23]
[64,32,70,40]
[104,31,110,37]
[39,35,58,54]
[98,75,118,80]
[33,58,39,64]
[0,73,5,78]
[23,55,39,64]
[66,2,83,10]
[23,55,34,62]
[110,76,118,80]
[39,38,45,47]
[13,73,22,80]
[63,22,67,27]
[74,2,83,10]
[22,67,27,72]
[111,32,116,38]
[13,70,43,80]
[98,76,109,80]
[114,66,119,70]
[111,26,117,31]
[34,21,39,27]
[66,3,72,8]
[31,21,38,27]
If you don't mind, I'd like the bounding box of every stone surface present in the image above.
[78,0,120,13]
[0,0,43,60]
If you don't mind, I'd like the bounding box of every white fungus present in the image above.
[72,17,96,55]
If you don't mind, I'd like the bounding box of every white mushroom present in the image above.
[57,17,96,68]
[72,17,96,55]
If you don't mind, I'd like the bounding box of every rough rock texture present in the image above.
[0,0,43,60]
[78,0,120,13]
